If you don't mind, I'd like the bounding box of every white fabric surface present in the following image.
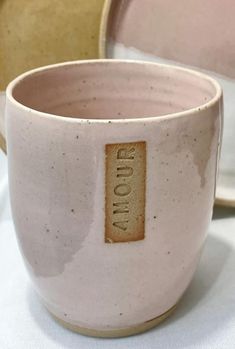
[1,149,235,349]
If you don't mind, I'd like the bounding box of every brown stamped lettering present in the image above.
[105,141,146,243]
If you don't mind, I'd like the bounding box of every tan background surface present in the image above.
[0,0,104,90]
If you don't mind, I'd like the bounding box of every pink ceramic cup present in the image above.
[5,60,222,337]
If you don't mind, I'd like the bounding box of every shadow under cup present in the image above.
[6,60,222,337]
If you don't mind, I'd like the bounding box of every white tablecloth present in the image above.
[1,150,235,349]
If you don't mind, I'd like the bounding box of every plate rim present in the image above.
[215,196,235,208]
[99,0,113,58]
[99,0,235,208]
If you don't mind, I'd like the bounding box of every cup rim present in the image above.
[6,59,222,124]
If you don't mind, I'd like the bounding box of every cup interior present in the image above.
[11,60,218,120]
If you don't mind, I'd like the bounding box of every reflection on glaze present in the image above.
[10,123,99,277]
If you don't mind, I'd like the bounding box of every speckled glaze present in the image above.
[5,60,222,337]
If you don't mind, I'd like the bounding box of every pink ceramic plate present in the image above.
[99,0,235,207]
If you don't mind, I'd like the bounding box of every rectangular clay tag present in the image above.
[105,141,146,243]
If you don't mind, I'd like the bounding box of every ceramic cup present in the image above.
[3,60,222,337]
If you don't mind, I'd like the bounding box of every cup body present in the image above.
[5,60,222,336]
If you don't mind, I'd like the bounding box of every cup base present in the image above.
[48,304,177,338]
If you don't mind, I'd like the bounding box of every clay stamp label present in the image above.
[105,141,146,243]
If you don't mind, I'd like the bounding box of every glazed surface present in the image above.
[6,61,222,331]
